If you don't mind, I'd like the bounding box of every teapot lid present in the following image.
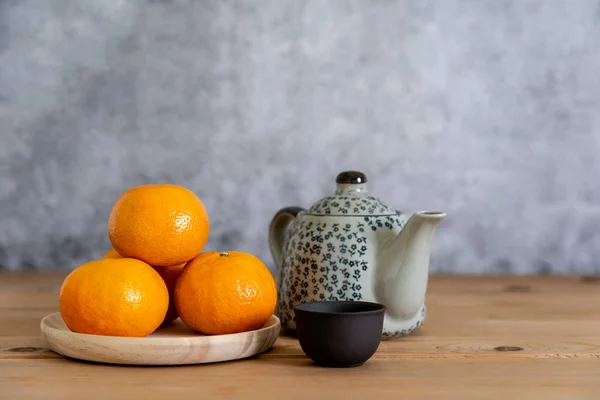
[306,171,399,216]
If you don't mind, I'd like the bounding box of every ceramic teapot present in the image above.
[268,171,446,338]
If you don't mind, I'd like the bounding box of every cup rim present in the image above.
[293,300,386,316]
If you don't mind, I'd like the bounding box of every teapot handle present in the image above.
[268,206,305,271]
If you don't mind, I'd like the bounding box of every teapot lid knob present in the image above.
[336,171,367,184]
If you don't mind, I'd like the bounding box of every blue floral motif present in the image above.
[276,210,414,338]
[306,194,398,216]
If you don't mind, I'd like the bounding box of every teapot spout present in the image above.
[374,211,446,320]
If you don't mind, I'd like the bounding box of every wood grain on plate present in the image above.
[40,312,280,365]
[1,273,600,399]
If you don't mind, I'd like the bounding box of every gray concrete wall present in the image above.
[1,0,600,274]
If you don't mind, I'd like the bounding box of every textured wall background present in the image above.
[1,0,600,274]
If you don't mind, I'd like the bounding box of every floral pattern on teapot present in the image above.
[276,212,421,338]
[307,195,396,216]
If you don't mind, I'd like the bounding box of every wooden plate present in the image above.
[40,312,281,366]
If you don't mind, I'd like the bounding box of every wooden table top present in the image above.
[1,272,599,399]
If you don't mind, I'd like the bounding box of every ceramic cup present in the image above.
[293,300,386,368]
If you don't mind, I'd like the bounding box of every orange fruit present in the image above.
[59,258,169,337]
[101,247,186,325]
[107,184,210,267]
[102,248,122,259]
[174,251,277,335]
[153,264,186,325]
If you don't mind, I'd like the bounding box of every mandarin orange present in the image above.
[174,251,277,335]
[59,258,169,337]
[102,247,122,259]
[101,247,186,325]
[107,184,210,267]
[153,264,186,324]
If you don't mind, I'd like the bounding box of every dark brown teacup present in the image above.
[293,300,386,368]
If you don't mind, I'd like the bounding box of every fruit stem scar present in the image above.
[220,252,229,257]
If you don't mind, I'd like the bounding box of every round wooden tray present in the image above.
[40,312,281,366]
